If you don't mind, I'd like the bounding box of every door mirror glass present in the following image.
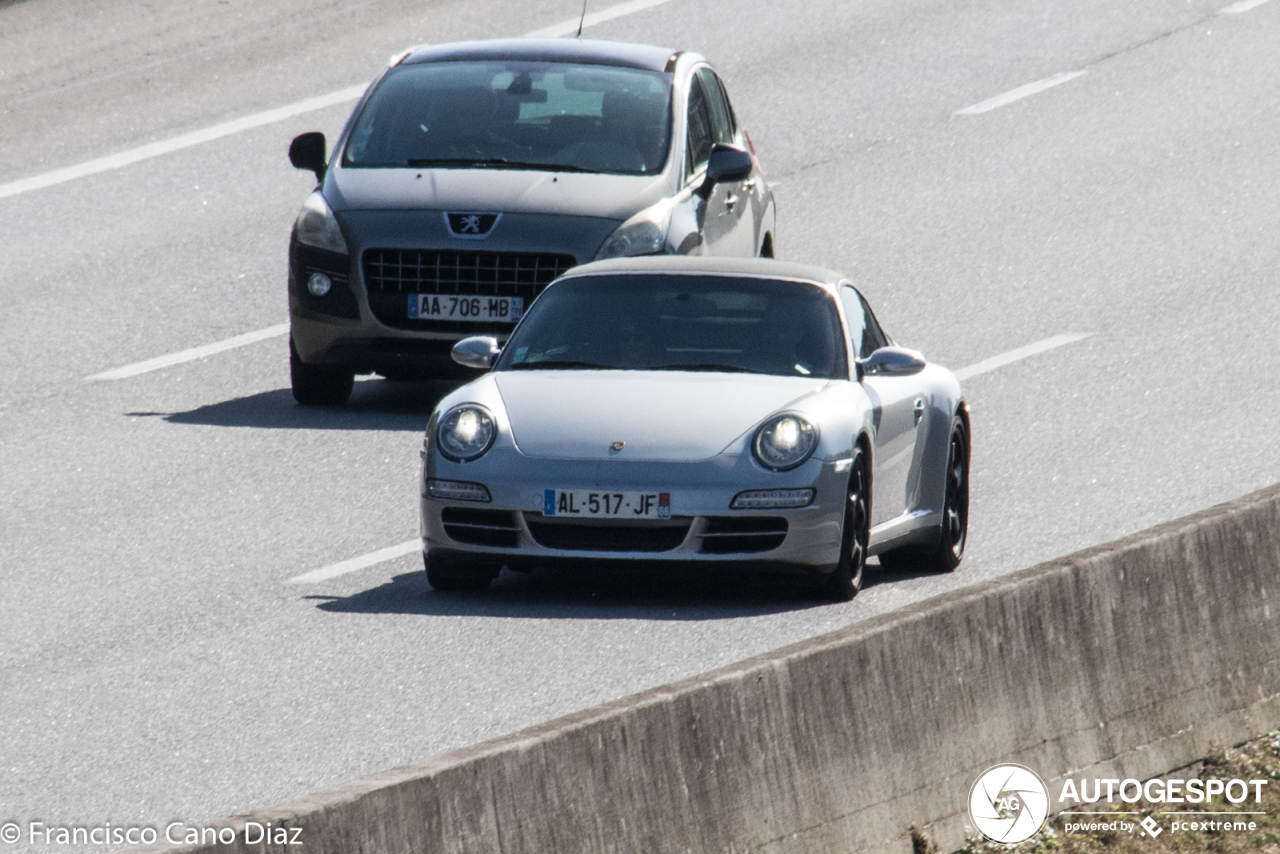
[289,132,327,182]
[697,143,752,199]
[860,346,926,377]
[451,336,502,370]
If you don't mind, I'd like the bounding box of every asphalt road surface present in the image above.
[2,0,1278,848]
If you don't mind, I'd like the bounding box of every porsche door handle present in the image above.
[913,398,925,425]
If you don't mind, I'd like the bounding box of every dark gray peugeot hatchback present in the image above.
[286,38,776,405]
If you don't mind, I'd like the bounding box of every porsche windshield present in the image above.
[495,275,848,379]
[343,61,672,175]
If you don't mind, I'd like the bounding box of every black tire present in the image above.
[819,447,869,602]
[290,338,353,406]
[879,420,969,573]
[424,554,495,592]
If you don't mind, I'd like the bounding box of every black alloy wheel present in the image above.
[879,420,968,574]
[820,447,869,601]
[936,421,969,570]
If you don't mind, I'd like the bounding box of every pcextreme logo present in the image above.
[968,764,1050,844]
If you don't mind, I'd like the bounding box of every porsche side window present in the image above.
[859,294,890,354]
[839,287,869,359]
[697,68,736,144]
[685,76,714,180]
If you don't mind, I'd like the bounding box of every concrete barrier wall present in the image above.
[135,483,1280,854]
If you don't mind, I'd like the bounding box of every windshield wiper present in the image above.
[647,363,762,374]
[509,360,612,370]
[406,158,602,173]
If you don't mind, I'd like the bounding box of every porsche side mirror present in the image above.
[696,144,753,199]
[451,336,501,370]
[860,346,927,377]
[289,132,327,183]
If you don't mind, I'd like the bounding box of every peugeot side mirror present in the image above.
[451,336,502,370]
[860,346,927,377]
[696,144,753,199]
[289,132,327,183]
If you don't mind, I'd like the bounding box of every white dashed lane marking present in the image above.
[287,333,1094,585]
[952,333,1091,381]
[287,540,421,585]
[524,0,675,38]
[0,89,367,201]
[84,324,289,382]
[954,71,1088,116]
[1220,0,1274,13]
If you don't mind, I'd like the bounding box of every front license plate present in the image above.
[543,489,671,519]
[407,294,523,322]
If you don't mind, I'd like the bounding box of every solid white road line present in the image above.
[954,70,1088,116]
[1220,0,1274,12]
[85,323,289,382]
[287,333,1094,585]
[953,332,1091,381]
[0,0,676,202]
[525,0,675,38]
[287,539,421,585]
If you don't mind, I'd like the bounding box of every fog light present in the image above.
[307,272,332,296]
[426,479,492,502]
[730,488,815,509]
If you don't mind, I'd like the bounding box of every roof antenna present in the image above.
[575,0,588,37]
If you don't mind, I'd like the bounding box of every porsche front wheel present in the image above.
[821,447,869,602]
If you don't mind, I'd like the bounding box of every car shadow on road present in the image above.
[144,378,459,431]
[306,563,846,621]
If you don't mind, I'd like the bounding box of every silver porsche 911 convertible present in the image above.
[418,257,969,600]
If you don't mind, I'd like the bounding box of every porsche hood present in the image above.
[494,371,829,462]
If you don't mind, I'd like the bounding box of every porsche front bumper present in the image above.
[419,453,850,574]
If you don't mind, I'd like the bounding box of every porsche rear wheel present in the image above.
[820,447,868,602]
[880,420,968,573]
[424,554,495,592]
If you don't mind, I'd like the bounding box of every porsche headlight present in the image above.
[752,414,819,471]
[595,213,669,260]
[436,405,497,462]
[293,191,348,254]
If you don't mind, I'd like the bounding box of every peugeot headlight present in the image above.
[752,414,819,472]
[293,191,348,254]
[595,206,670,260]
[436,405,497,462]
